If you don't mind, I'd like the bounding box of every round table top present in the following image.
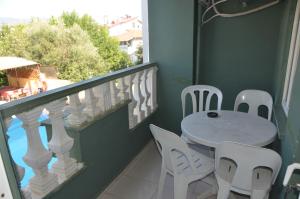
[181,111,277,148]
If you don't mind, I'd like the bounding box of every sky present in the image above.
[0,0,142,23]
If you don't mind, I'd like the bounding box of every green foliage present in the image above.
[0,12,132,82]
[0,24,30,58]
[0,71,8,86]
[60,11,132,72]
[135,46,143,65]
[27,20,104,81]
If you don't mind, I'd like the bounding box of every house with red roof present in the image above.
[108,16,143,63]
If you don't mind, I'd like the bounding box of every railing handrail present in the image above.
[0,62,157,118]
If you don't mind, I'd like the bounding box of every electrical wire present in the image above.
[202,0,227,24]
[212,0,280,18]
[201,0,280,25]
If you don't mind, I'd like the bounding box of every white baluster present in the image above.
[17,107,58,198]
[125,75,133,100]
[140,70,151,117]
[125,75,138,128]
[46,99,78,183]
[16,164,32,199]
[83,88,98,120]
[117,77,129,101]
[149,67,158,112]
[4,117,12,130]
[4,117,32,199]
[110,80,120,107]
[146,69,152,110]
[132,72,145,123]
[66,93,87,128]
[94,82,112,113]
[93,85,104,115]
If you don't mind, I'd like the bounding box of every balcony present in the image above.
[1,0,300,198]
[0,63,158,199]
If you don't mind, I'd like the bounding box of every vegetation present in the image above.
[135,46,143,65]
[0,12,132,82]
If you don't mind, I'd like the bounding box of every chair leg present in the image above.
[208,147,215,159]
[174,177,188,199]
[197,174,218,199]
[157,168,167,199]
[217,179,231,199]
[202,174,218,194]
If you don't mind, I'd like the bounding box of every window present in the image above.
[282,0,300,115]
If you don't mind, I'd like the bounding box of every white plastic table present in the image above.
[181,110,277,148]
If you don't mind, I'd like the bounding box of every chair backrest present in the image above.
[181,85,223,118]
[234,89,273,120]
[149,124,197,174]
[215,142,282,193]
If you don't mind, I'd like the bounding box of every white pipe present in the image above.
[202,0,227,24]
[211,0,280,18]
[202,0,281,25]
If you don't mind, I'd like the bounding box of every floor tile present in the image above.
[106,175,156,199]
[125,147,161,183]
[97,192,120,199]
[190,179,214,195]
[151,183,196,199]
[98,140,251,199]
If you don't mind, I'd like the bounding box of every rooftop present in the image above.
[108,16,141,28]
[115,29,142,42]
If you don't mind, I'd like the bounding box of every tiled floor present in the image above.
[98,141,248,199]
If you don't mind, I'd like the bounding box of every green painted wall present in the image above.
[271,0,300,198]
[148,0,195,133]
[43,105,155,199]
[198,3,284,110]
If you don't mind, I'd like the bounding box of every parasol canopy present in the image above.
[0,56,38,71]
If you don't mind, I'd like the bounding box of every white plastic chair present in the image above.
[234,89,273,120]
[181,85,223,118]
[215,142,282,199]
[181,85,222,161]
[149,124,214,199]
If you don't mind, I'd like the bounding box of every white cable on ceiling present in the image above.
[202,0,227,24]
[201,0,280,25]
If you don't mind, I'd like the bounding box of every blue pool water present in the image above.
[7,114,57,187]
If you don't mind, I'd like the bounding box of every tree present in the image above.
[0,20,105,82]
[26,20,105,81]
[0,24,30,86]
[60,12,132,72]
[135,46,143,65]
[0,12,132,82]
[0,24,30,58]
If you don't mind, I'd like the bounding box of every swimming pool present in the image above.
[7,115,57,187]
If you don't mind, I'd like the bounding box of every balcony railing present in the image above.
[0,62,158,199]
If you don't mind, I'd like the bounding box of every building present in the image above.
[108,15,142,36]
[115,29,143,63]
[108,16,143,62]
